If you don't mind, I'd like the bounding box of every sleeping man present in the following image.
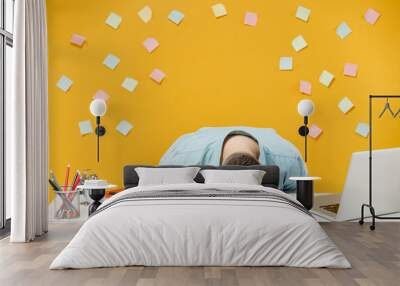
[159,127,307,192]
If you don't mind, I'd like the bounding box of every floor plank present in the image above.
[0,222,399,286]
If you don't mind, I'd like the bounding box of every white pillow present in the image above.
[200,169,266,185]
[135,167,201,186]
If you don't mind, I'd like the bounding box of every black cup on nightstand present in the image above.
[88,188,105,215]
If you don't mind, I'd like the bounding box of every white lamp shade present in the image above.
[297,99,315,117]
[90,99,107,117]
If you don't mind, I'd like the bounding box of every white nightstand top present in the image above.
[76,184,117,190]
[289,176,321,181]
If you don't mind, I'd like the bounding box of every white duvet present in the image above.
[50,183,350,269]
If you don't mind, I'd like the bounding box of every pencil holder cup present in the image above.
[54,186,80,219]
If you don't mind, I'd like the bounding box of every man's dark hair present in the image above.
[222,153,260,166]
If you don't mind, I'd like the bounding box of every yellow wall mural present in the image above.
[47,0,400,200]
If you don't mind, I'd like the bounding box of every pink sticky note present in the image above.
[299,80,311,95]
[70,33,86,47]
[143,38,159,53]
[244,12,258,27]
[150,68,166,84]
[344,63,358,77]
[93,90,110,101]
[364,8,380,25]
[309,124,323,139]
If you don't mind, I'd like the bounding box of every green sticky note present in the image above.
[296,6,311,22]
[319,70,334,87]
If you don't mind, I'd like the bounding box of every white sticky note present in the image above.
[56,75,73,92]
[296,6,311,22]
[279,57,293,71]
[103,54,120,70]
[212,3,227,18]
[336,22,352,39]
[138,5,152,23]
[116,120,133,136]
[356,123,369,138]
[122,77,138,92]
[168,10,184,25]
[79,120,93,135]
[292,35,307,52]
[319,70,334,87]
[338,97,354,114]
[105,12,122,29]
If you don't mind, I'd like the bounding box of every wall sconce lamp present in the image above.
[297,99,315,162]
[90,99,107,162]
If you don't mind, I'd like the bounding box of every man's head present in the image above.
[222,152,260,166]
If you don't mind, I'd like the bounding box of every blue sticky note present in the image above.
[292,35,307,52]
[122,77,138,92]
[56,75,73,92]
[279,57,293,71]
[168,10,184,25]
[103,54,120,70]
[116,120,133,136]
[356,123,369,138]
[296,6,311,22]
[105,12,122,29]
[338,97,354,114]
[79,120,93,135]
[336,22,352,39]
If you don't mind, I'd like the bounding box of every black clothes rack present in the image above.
[359,95,400,231]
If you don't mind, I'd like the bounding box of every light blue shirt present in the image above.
[159,127,307,192]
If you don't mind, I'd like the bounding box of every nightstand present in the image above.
[289,177,321,210]
[77,184,117,215]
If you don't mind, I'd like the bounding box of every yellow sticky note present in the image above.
[138,6,152,23]
[212,3,227,18]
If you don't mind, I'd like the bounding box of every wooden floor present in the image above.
[0,222,399,286]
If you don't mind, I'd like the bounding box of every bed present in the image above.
[50,165,350,269]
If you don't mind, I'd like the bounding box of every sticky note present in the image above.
[105,12,122,29]
[116,120,133,136]
[296,6,311,22]
[122,77,138,92]
[70,33,86,47]
[150,68,166,84]
[336,22,352,39]
[138,5,152,23]
[338,97,354,114]
[319,70,334,87]
[93,90,110,101]
[309,124,323,139]
[279,57,293,71]
[244,12,258,27]
[79,120,93,135]
[212,3,227,18]
[103,53,120,70]
[168,10,184,25]
[143,38,159,53]
[344,63,358,77]
[356,123,369,138]
[292,35,307,52]
[300,80,311,95]
[364,8,380,25]
[56,75,73,92]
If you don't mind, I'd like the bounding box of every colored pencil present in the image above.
[63,163,71,192]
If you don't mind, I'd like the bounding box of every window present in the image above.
[0,0,14,235]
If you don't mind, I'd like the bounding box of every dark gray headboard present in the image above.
[123,165,280,189]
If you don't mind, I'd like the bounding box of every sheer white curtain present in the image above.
[7,0,48,242]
